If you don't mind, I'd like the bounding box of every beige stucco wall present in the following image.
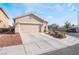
[41,22,48,33]
[0,10,10,28]
[15,23,20,33]
[15,16,42,24]
[15,15,48,33]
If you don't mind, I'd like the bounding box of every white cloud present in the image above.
[23,3,43,8]
[67,3,73,7]
[53,4,64,12]
[46,16,53,20]
[69,6,77,12]
[67,4,77,12]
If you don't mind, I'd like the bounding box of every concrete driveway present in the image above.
[0,33,79,55]
[20,33,79,55]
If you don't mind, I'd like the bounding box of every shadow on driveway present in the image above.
[41,43,79,55]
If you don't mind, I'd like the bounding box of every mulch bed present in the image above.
[0,33,22,47]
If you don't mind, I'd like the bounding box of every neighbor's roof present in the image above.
[0,8,9,19]
[14,12,48,23]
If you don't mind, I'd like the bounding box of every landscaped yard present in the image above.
[0,33,22,47]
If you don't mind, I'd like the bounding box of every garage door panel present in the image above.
[20,24,40,33]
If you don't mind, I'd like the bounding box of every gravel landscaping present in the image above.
[0,33,22,47]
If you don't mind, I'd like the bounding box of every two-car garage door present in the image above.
[20,24,41,33]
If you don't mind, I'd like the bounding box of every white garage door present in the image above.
[20,24,41,33]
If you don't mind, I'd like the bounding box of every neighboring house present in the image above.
[0,8,10,32]
[14,13,48,33]
[76,27,79,32]
[67,26,79,33]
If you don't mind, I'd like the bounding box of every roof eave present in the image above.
[0,8,9,19]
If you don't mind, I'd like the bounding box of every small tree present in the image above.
[64,21,71,30]
[51,24,59,31]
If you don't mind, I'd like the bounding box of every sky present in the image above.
[0,3,79,26]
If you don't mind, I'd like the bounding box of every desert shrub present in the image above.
[53,31,66,39]
[44,29,46,32]
[48,32,54,36]
[58,32,66,38]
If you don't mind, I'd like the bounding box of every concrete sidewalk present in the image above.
[0,45,25,55]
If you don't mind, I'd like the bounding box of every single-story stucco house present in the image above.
[0,8,10,32]
[14,13,48,33]
[69,26,79,33]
